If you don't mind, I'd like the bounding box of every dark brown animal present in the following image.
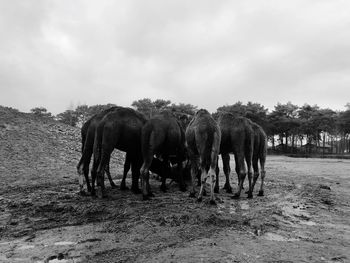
[215,113,254,198]
[77,106,121,193]
[140,110,186,200]
[250,121,267,196]
[185,109,221,204]
[92,107,148,197]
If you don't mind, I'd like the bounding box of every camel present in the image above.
[140,110,186,200]
[215,113,254,198]
[91,107,149,197]
[76,106,120,194]
[185,109,221,204]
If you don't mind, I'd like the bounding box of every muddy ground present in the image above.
[0,107,349,262]
[0,155,349,263]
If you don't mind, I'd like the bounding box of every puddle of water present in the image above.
[263,232,299,242]
[300,221,317,226]
[54,241,76,246]
[34,257,79,263]
[0,241,14,246]
[282,203,312,221]
[18,244,35,250]
[47,259,71,263]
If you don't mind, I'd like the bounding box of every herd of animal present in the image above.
[76,106,267,205]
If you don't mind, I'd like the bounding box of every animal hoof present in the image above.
[247,192,253,199]
[231,194,240,199]
[189,192,196,198]
[214,187,219,194]
[209,199,217,205]
[148,192,155,197]
[110,183,117,189]
[258,190,264,196]
[160,185,167,192]
[197,197,203,203]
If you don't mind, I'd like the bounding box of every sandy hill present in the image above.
[0,106,124,194]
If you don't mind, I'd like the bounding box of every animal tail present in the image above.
[81,129,86,153]
[93,122,104,166]
[77,125,87,174]
[77,127,94,175]
[210,130,221,169]
[245,126,254,161]
[200,129,220,171]
[259,130,267,165]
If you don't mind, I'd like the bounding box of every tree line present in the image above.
[30,99,350,155]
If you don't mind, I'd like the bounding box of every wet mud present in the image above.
[1,156,349,263]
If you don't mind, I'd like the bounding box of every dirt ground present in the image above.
[0,155,349,263]
[0,107,349,262]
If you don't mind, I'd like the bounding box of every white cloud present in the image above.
[0,0,350,114]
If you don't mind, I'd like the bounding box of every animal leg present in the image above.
[77,148,93,194]
[131,157,142,194]
[258,155,266,196]
[232,155,246,199]
[188,156,199,198]
[81,157,92,193]
[249,153,259,194]
[245,157,253,199]
[208,167,216,205]
[96,150,111,198]
[222,154,232,193]
[176,152,187,192]
[246,171,253,198]
[251,171,259,193]
[214,157,220,193]
[197,168,207,202]
[77,157,86,193]
[90,153,100,197]
[140,165,153,200]
[120,153,131,190]
[159,156,169,192]
[258,169,266,196]
[105,155,116,188]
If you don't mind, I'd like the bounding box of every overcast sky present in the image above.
[1,0,350,114]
